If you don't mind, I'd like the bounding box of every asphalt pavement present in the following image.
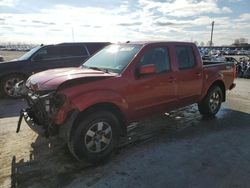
[0,78,249,188]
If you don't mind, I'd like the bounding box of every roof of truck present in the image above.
[58,42,111,46]
[123,41,196,46]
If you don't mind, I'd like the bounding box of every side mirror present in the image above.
[139,64,157,76]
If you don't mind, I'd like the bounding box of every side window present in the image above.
[33,46,60,60]
[175,46,195,69]
[60,46,88,57]
[138,47,170,73]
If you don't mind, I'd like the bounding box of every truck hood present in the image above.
[26,67,117,91]
[0,60,26,70]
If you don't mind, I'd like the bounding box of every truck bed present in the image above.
[202,61,235,93]
[203,61,235,67]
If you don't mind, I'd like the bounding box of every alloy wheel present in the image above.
[209,91,220,112]
[3,77,23,97]
[84,121,112,153]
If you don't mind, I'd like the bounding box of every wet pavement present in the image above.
[0,78,249,188]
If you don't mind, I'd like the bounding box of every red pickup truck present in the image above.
[17,41,236,163]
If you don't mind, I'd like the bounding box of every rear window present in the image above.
[175,46,195,69]
[60,45,88,57]
[33,45,88,60]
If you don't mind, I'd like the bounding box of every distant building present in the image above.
[231,43,250,48]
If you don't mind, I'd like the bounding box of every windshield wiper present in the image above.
[83,65,110,73]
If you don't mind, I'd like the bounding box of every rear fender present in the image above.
[199,78,226,102]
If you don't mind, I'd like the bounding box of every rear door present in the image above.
[174,45,202,103]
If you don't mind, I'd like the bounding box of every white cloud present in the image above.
[0,0,18,7]
[139,0,232,17]
[221,7,232,13]
[234,13,250,22]
[0,1,249,45]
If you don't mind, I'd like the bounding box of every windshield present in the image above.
[82,44,142,73]
[18,46,41,60]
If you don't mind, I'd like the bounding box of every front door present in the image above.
[127,46,177,120]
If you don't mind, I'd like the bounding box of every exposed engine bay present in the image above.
[16,82,65,137]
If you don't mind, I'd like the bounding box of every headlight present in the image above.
[42,94,66,114]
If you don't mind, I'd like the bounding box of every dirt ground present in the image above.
[0,79,250,188]
[0,50,26,62]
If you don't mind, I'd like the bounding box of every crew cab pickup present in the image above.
[16,41,236,163]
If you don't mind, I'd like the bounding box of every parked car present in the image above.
[0,55,4,62]
[0,42,110,98]
[243,65,250,78]
[243,66,250,78]
[16,41,236,163]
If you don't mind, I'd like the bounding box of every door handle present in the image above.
[196,72,202,76]
[168,76,176,83]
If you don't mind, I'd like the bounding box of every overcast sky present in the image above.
[0,0,249,45]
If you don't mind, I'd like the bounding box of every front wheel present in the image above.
[198,86,223,117]
[68,111,120,164]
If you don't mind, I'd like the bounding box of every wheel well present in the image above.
[209,80,226,102]
[75,103,127,136]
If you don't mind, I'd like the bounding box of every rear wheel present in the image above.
[68,110,120,164]
[198,86,223,117]
[0,74,25,98]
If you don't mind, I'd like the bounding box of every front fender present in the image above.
[70,89,129,115]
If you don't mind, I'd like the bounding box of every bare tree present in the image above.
[234,39,240,45]
[239,38,248,43]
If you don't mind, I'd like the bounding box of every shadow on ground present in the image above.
[0,99,26,118]
[10,105,250,188]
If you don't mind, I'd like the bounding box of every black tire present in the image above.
[198,86,223,117]
[0,74,25,98]
[68,110,120,164]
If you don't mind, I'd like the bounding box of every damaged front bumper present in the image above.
[17,108,47,136]
[15,86,66,137]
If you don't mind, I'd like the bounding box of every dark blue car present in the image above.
[0,42,110,98]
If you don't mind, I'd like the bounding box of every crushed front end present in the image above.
[16,83,67,137]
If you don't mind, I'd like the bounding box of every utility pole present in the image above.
[71,27,75,42]
[210,21,214,47]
